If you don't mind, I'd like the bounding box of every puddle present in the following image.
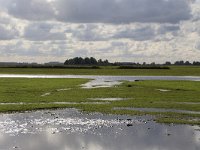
[0,102,110,105]
[153,101,200,106]
[56,88,71,92]
[157,89,171,92]
[114,107,200,114]
[175,102,200,105]
[82,80,122,89]
[41,93,51,97]
[0,102,26,105]
[51,102,110,105]
[1,74,200,89]
[0,108,199,150]
[88,98,131,101]
[0,109,144,136]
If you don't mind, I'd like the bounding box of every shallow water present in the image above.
[0,74,200,88]
[88,98,131,101]
[0,74,200,149]
[157,89,171,92]
[0,109,199,150]
[114,107,200,115]
[0,102,110,105]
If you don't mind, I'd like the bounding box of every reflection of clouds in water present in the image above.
[194,126,200,144]
[16,123,199,150]
[87,143,103,150]
[44,126,199,150]
[45,127,61,145]
[0,109,199,150]
[0,132,4,142]
[0,112,142,136]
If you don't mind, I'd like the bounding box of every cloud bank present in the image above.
[0,0,200,63]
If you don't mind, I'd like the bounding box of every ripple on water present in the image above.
[0,108,199,150]
[0,109,145,136]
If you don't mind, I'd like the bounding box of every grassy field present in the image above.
[0,66,200,76]
[0,78,199,125]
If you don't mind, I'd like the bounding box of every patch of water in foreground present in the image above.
[0,109,199,150]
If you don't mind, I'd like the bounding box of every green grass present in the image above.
[0,66,200,76]
[0,78,200,125]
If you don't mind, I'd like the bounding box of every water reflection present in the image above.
[0,109,199,150]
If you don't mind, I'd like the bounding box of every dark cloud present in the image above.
[56,0,191,24]
[111,41,127,47]
[113,26,156,41]
[3,0,55,21]
[158,25,180,34]
[70,24,108,41]
[1,0,192,24]
[24,23,66,41]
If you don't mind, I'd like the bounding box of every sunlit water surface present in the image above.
[0,109,199,150]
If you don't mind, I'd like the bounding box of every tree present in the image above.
[185,61,191,65]
[150,62,156,66]
[84,57,91,65]
[64,57,109,65]
[90,57,97,65]
[175,61,184,65]
[98,59,103,65]
[142,62,146,66]
[165,61,171,65]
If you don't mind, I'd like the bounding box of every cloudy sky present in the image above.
[0,0,200,63]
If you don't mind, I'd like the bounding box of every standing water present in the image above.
[0,109,199,150]
[0,74,200,88]
[0,75,200,149]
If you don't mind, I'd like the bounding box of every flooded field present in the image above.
[1,74,200,88]
[0,108,199,150]
[0,74,200,149]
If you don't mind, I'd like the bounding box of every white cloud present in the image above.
[2,0,55,21]
[0,0,200,63]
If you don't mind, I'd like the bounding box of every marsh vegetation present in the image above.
[0,77,199,125]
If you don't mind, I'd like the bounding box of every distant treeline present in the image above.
[1,58,200,69]
[64,57,110,66]
[115,61,200,66]
[64,57,200,66]
[118,66,169,69]
[165,61,200,66]
[2,65,100,69]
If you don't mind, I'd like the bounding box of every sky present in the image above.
[0,0,200,63]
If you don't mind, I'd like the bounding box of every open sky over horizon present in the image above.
[0,0,200,63]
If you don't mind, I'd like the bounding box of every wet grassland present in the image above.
[0,78,200,125]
